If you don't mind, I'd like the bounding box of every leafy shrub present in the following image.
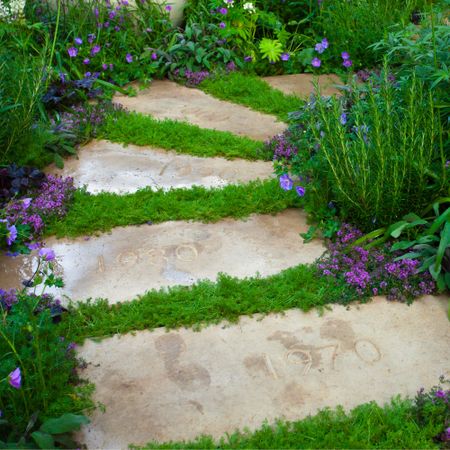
[272,73,448,231]
[0,254,93,442]
[312,0,428,70]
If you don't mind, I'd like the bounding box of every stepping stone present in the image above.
[51,140,273,194]
[264,74,342,97]
[114,80,286,141]
[0,210,324,303]
[75,295,450,448]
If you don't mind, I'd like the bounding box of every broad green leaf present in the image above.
[31,431,55,449]
[434,221,450,271]
[40,414,89,434]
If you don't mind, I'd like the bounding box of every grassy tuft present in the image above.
[199,72,302,121]
[134,398,442,449]
[46,179,297,238]
[100,110,266,160]
[60,264,353,343]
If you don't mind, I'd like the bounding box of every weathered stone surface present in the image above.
[76,295,450,448]
[51,140,273,194]
[0,210,324,303]
[264,74,342,97]
[114,80,286,141]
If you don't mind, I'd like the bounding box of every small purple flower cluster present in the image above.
[266,131,299,160]
[184,69,210,86]
[317,223,436,301]
[0,288,18,310]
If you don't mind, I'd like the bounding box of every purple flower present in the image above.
[321,38,328,49]
[296,185,306,197]
[165,4,172,11]
[219,7,227,14]
[435,390,446,398]
[22,198,32,209]
[8,368,21,389]
[219,21,226,28]
[151,52,158,60]
[83,58,90,65]
[39,248,55,261]
[343,59,352,68]
[311,57,321,68]
[94,7,99,17]
[91,44,101,56]
[85,72,92,77]
[108,10,116,19]
[279,174,293,191]
[104,21,110,27]
[280,52,290,61]
[341,51,350,60]
[340,112,347,125]
[6,224,17,246]
[122,0,129,4]
[126,53,133,63]
[74,37,83,45]
[109,63,114,70]
[114,25,120,31]
[102,63,108,70]
[146,27,152,32]
[244,55,252,62]
[315,43,324,54]
[67,47,78,58]
[87,33,96,43]
[59,72,66,83]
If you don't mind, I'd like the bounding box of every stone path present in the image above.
[77,295,450,448]
[0,210,324,303]
[3,75,449,448]
[52,140,273,194]
[114,80,286,140]
[264,74,342,97]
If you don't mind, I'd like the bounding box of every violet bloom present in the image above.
[109,10,116,19]
[87,33,96,43]
[151,52,158,60]
[126,53,133,63]
[83,58,90,65]
[74,37,83,45]
[39,248,55,261]
[279,174,293,191]
[22,198,32,209]
[67,47,78,58]
[122,0,129,4]
[6,224,17,246]
[343,59,352,68]
[91,44,101,56]
[8,367,21,389]
[219,7,227,14]
[341,51,350,60]
[102,63,108,70]
[315,42,324,54]
[340,112,347,125]
[146,27,152,32]
[165,4,172,11]
[296,185,305,197]
[219,21,226,28]
[104,21,110,27]
[114,25,120,31]
[280,52,290,61]
[244,55,252,62]
[435,390,446,398]
[109,63,114,70]
[94,7,99,17]
[311,57,321,68]
[321,38,328,49]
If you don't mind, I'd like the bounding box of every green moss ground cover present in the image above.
[199,72,302,121]
[46,179,296,238]
[61,264,350,343]
[134,398,444,449]
[101,110,266,160]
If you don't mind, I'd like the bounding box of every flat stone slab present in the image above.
[114,80,286,141]
[51,140,273,194]
[0,210,324,303]
[264,74,341,97]
[76,295,450,448]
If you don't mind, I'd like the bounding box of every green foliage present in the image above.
[280,74,446,231]
[355,199,450,292]
[150,23,239,76]
[46,179,299,238]
[199,72,301,120]
[313,0,428,70]
[0,22,49,165]
[101,110,265,160]
[31,0,173,85]
[258,37,283,62]
[135,383,450,449]
[61,264,350,342]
